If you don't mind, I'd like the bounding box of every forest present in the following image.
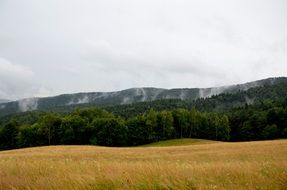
[1,81,287,150]
[0,96,286,150]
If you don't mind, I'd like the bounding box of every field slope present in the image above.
[140,138,218,147]
[0,140,286,190]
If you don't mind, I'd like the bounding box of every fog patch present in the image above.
[240,82,259,91]
[269,78,276,85]
[92,92,111,100]
[0,104,6,109]
[245,96,255,105]
[140,88,147,101]
[110,91,120,97]
[179,90,187,100]
[134,88,142,96]
[67,95,90,105]
[165,95,172,99]
[151,89,164,101]
[199,86,228,98]
[121,97,131,104]
[18,98,38,112]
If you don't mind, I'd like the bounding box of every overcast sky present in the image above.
[0,0,287,100]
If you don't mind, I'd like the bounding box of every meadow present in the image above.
[0,139,286,190]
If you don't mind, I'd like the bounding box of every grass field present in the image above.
[141,138,218,147]
[0,139,286,190]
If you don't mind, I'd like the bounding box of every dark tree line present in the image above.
[0,108,230,150]
[228,100,287,141]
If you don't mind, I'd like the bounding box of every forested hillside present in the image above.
[0,77,286,117]
[0,77,286,150]
[105,81,287,118]
[0,97,286,150]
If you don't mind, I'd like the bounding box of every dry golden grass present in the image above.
[0,139,286,190]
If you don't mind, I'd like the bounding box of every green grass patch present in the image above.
[140,138,218,147]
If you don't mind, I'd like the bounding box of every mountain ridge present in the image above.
[0,77,286,117]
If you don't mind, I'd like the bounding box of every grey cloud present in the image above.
[0,0,286,99]
[0,57,52,100]
[84,41,225,80]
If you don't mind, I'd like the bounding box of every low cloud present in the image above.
[18,98,38,112]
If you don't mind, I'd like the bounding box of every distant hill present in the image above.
[104,80,287,118]
[0,77,286,117]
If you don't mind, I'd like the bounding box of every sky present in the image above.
[0,0,287,100]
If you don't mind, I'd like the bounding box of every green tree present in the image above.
[144,109,158,142]
[172,109,189,138]
[189,108,200,138]
[39,114,62,145]
[60,115,88,144]
[156,111,175,140]
[126,116,149,146]
[0,121,18,150]
[217,115,230,140]
[262,124,279,139]
[90,118,128,146]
